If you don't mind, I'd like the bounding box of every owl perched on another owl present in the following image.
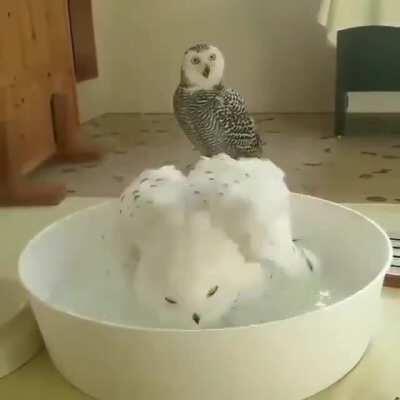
[173,44,262,159]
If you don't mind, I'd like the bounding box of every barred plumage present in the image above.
[174,44,263,159]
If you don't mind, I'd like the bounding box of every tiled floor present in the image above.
[31,113,400,203]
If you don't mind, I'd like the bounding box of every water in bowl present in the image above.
[48,241,348,329]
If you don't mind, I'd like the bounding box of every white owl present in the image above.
[119,156,318,329]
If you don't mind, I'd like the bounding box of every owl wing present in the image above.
[213,88,262,158]
[120,166,187,248]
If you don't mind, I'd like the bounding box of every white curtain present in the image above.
[318,0,400,45]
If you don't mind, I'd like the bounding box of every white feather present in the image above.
[188,154,318,277]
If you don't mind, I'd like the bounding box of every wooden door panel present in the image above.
[0,0,24,87]
[17,0,51,73]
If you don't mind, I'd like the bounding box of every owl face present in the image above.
[150,260,240,330]
[181,44,225,90]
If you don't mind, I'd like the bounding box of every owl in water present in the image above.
[173,43,262,159]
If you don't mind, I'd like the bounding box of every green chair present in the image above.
[335,26,400,135]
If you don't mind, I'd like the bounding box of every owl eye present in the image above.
[191,57,201,65]
[209,53,216,61]
[207,285,219,298]
[165,297,178,304]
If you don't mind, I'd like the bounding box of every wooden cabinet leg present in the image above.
[51,93,102,163]
[0,122,66,206]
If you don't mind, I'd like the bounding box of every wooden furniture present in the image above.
[0,0,100,206]
[335,26,400,135]
[68,0,98,82]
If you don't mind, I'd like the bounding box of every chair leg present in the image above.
[335,91,347,137]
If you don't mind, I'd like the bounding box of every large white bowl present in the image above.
[19,195,391,400]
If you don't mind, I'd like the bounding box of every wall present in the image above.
[76,0,112,121]
[78,0,336,120]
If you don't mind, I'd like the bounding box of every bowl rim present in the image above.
[18,194,392,334]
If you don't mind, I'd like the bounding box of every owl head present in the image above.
[180,43,225,90]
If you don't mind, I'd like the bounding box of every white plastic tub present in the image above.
[19,195,391,400]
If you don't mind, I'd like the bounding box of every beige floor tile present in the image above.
[30,113,400,203]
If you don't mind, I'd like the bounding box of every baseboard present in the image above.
[345,113,400,135]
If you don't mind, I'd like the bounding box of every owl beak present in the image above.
[202,64,210,78]
[192,313,201,325]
